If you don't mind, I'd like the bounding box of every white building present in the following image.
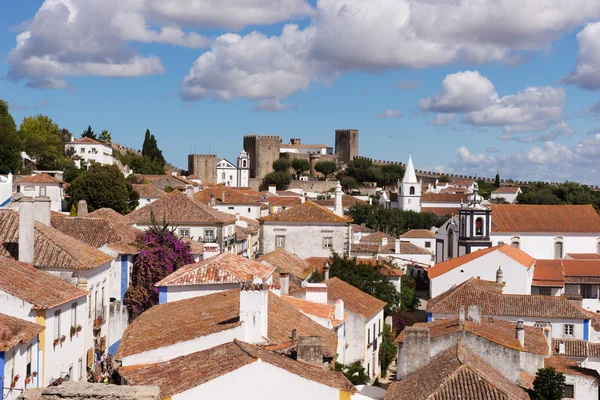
[398,154,421,213]
[399,229,436,252]
[544,355,599,400]
[0,173,13,207]
[66,137,115,168]
[490,186,522,203]
[194,184,265,220]
[279,139,334,155]
[215,150,250,188]
[15,174,64,212]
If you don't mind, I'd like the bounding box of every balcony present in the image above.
[93,306,106,329]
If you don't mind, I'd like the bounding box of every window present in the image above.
[597,240,600,255]
[39,186,46,196]
[475,217,483,236]
[71,302,77,328]
[242,160,247,168]
[367,328,370,344]
[80,148,85,154]
[367,363,370,377]
[178,229,190,238]
[564,324,574,336]
[539,287,552,296]
[409,186,415,195]
[323,237,333,249]
[54,310,61,340]
[554,240,563,259]
[101,286,105,308]
[204,229,215,242]
[447,229,454,259]
[228,206,235,210]
[275,235,285,248]
[229,175,233,180]
[582,284,595,299]
[26,345,32,377]
[564,384,574,398]
[222,172,226,179]
[88,295,91,319]
[379,320,381,335]
[425,241,431,248]
[247,208,251,213]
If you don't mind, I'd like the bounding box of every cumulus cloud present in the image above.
[396,80,421,90]
[374,109,403,119]
[561,21,600,90]
[419,71,495,113]
[428,113,456,126]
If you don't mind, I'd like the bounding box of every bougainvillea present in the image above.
[124,221,194,321]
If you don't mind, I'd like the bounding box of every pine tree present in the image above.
[495,172,500,188]
[81,125,96,139]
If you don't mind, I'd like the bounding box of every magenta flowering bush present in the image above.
[124,222,194,321]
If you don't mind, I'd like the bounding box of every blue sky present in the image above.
[1,1,600,183]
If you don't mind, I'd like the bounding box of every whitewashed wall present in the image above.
[2,337,41,400]
[261,223,349,259]
[491,233,600,260]
[215,204,261,220]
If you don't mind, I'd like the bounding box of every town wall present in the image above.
[335,129,359,164]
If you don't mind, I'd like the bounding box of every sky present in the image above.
[1,1,600,183]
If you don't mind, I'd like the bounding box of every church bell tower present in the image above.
[457,183,492,257]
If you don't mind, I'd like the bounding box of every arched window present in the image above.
[242,160,247,168]
[409,186,415,195]
[511,237,520,249]
[447,228,454,259]
[554,238,563,259]
[475,217,483,236]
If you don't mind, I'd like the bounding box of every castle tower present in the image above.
[457,183,492,257]
[188,154,217,184]
[237,149,250,188]
[335,129,359,165]
[399,154,421,212]
[243,135,282,180]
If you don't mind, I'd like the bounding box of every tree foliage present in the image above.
[116,129,166,174]
[315,160,337,180]
[0,100,22,174]
[341,177,360,191]
[124,219,194,321]
[20,115,72,170]
[66,164,139,214]
[400,275,420,311]
[346,203,448,237]
[81,125,96,139]
[531,367,565,400]
[346,158,405,187]
[98,129,112,144]
[517,182,600,208]
[141,129,165,165]
[291,158,310,177]
[495,172,500,188]
[264,171,292,190]
[334,361,370,385]
[272,157,291,172]
[438,174,450,183]
[379,323,396,378]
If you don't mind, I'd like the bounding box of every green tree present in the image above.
[98,129,112,144]
[141,129,165,165]
[264,171,292,190]
[380,164,405,187]
[334,361,370,385]
[291,158,310,178]
[272,157,292,172]
[315,160,337,180]
[531,367,565,400]
[66,164,139,214]
[400,275,420,311]
[438,174,450,183]
[20,115,71,170]
[81,125,96,139]
[494,172,500,188]
[0,100,22,174]
[379,323,396,378]
[69,204,77,216]
[341,177,360,191]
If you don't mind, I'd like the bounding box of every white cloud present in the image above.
[428,113,456,126]
[374,109,403,119]
[419,71,495,113]
[561,21,600,90]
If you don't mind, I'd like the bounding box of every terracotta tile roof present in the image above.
[71,137,105,145]
[0,210,115,270]
[0,256,87,310]
[532,259,565,287]
[194,184,263,205]
[400,229,436,238]
[127,190,236,225]
[396,317,548,355]
[360,231,396,243]
[520,371,535,390]
[325,277,386,319]
[313,194,366,209]
[0,313,45,351]
[120,340,353,399]
[384,343,529,400]
[117,289,241,359]
[51,216,141,254]
[180,237,205,255]
[87,208,130,222]
[155,253,275,287]
[256,248,314,280]
[131,184,166,199]
[421,193,471,203]
[18,173,61,184]
[282,296,348,326]
[351,243,380,253]
[428,244,535,279]
[351,224,374,233]
[421,207,458,216]
[490,204,600,233]
[567,253,600,260]
[427,278,589,320]
[266,196,302,207]
[491,186,521,194]
[438,187,471,194]
[449,179,476,186]
[380,241,433,255]
[533,259,600,286]
[272,272,304,296]
[552,338,590,357]
[544,356,600,379]
[259,201,352,223]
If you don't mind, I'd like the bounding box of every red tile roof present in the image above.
[551,338,600,358]
[18,173,62,184]
[120,340,354,399]
[351,224,374,233]
[351,243,380,253]
[0,210,115,270]
[427,278,588,320]
[567,253,600,260]
[325,277,386,319]
[194,184,263,205]
[380,241,433,256]
[313,195,366,209]
[131,184,166,199]
[544,356,600,379]
[266,196,302,207]
[384,343,529,400]
[156,253,275,287]
[400,229,436,238]
[532,259,565,287]
[428,244,535,279]
[491,186,521,194]
[421,193,471,203]
[256,248,314,280]
[0,256,87,310]
[283,296,347,326]
[491,204,600,233]
[421,207,458,216]
[128,190,236,225]
[533,259,600,286]
[71,137,107,145]
[0,313,45,351]
[87,208,130,222]
[360,231,396,243]
[259,201,352,223]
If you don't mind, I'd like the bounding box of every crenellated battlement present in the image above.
[243,134,282,140]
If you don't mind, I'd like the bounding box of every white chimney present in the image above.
[305,283,328,304]
[559,341,565,355]
[381,237,388,247]
[34,196,51,226]
[516,320,525,348]
[323,262,330,281]
[210,193,216,207]
[268,185,277,195]
[77,200,88,217]
[459,307,465,326]
[395,239,400,254]
[186,185,194,199]
[467,305,481,324]
[334,181,343,216]
[280,272,289,296]
[221,189,226,203]
[496,266,504,285]
[334,299,344,320]
[18,197,35,265]
[239,280,269,343]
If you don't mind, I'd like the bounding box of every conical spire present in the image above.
[403,154,417,183]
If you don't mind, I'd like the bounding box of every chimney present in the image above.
[305,283,328,304]
[76,278,88,291]
[34,196,51,226]
[543,325,552,356]
[516,320,525,348]
[210,192,216,207]
[558,341,565,355]
[297,336,323,366]
[381,237,388,247]
[221,189,226,203]
[18,197,35,265]
[401,327,430,379]
[334,299,344,320]
[291,329,297,340]
[395,239,400,254]
[239,280,269,343]
[323,262,330,281]
[334,181,343,216]
[467,305,481,324]
[459,307,465,326]
[77,200,88,217]
[496,266,504,285]
[186,185,194,199]
[268,185,277,195]
[280,272,289,296]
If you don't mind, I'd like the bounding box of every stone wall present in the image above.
[288,180,337,193]
[243,135,281,179]
[24,382,160,400]
[335,129,359,164]
[188,154,217,184]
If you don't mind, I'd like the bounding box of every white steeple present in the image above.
[403,154,418,183]
[400,154,421,212]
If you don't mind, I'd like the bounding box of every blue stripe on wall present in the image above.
[0,351,5,391]
[108,340,121,357]
[584,319,590,341]
[120,256,128,301]
[158,287,167,305]
[427,313,432,322]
